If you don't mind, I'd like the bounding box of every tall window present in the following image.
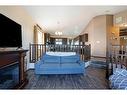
[34,25,44,44]
[37,30,44,44]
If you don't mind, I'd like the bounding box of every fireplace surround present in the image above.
[0,50,28,89]
[0,62,19,89]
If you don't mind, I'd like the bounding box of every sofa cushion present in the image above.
[118,79,127,89]
[61,55,80,63]
[61,63,81,69]
[43,54,60,64]
[114,68,127,77]
[109,74,123,88]
[109,74,127,89]
[39,63,60,69]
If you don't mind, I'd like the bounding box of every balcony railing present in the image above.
[29,44,91,63]
[106,45,127,78]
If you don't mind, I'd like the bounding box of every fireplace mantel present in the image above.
[0,50,28,89]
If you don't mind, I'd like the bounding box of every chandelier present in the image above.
[55,31,62,35]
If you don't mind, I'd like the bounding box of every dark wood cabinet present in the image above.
[0,50,28,89]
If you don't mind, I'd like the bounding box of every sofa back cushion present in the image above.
[114,68,127,77]
[43,54,60,64]
[61,55,80,63]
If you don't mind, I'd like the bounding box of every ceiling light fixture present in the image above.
[55,21,63,36]
[55,31,62,35]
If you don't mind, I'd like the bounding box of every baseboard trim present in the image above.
[91,56,106,59]
[27,68,35,71]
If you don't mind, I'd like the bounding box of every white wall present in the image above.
[0,6,36,69]
[92,15,107,57]
[80,15,107,57]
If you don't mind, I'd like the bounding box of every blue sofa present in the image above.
[35,54,85,74]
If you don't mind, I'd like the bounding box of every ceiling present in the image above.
[23,6,127,38]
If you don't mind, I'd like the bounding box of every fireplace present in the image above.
[0,62,19,89]
[0,50,28,89]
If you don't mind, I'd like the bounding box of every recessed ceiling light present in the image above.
[105,10,110,13]
[57,21,60,24]
[96,41,100,44]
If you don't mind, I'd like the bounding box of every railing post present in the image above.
[29,43,31,63]
[126,57,127,70]
[106,54,111,79]
[39,44,42,59]
[45,44,46,53]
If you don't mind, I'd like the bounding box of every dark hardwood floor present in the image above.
[25,64,109,89]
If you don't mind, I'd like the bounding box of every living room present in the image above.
[0,1,127,93]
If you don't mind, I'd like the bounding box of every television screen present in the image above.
[0,13,22,48]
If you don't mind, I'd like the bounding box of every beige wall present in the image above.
[81,15,113,57]
[0,6,35,49]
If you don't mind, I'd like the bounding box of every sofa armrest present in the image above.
[77,60,85,67]
[78,60,85,64]
[35,60,44,68]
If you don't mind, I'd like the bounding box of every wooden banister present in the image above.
[29,44,91,63]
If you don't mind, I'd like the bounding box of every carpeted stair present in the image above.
[90,61,107,69]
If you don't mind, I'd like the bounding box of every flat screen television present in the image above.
[0,13,22,48]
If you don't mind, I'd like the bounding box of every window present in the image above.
[37,30,42,44]
[37,30,44,44]
[34,25,44,44]
[55,39,62,45]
